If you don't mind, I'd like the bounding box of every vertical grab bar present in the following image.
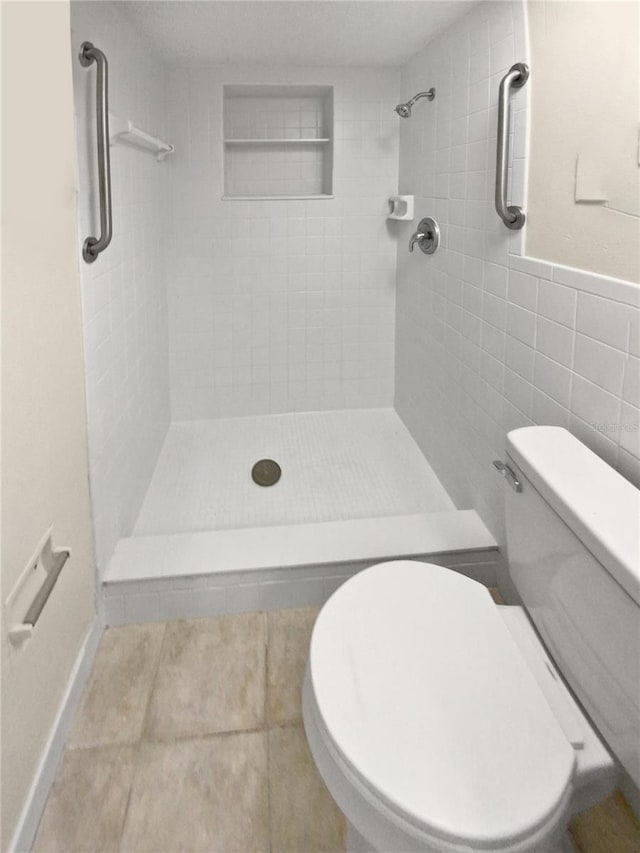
[79,42,112,263]
[495,62,529,230]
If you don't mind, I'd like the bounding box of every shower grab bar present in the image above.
[79,42,113,263]
[495,62,529,230]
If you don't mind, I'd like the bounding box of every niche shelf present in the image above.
[224,138,331,145]
[223,84,334,200]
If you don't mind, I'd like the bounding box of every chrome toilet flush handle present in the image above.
[409,217,440,255]
[493,460,522,493]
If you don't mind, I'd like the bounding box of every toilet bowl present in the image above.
[302,427,639,853]
[303,560,614,853]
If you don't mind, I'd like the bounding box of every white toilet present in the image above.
[303,426,640,852]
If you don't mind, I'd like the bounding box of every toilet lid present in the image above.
[308,561,575,850]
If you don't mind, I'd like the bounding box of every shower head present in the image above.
[395,102,413,118]
[394,87,436,118]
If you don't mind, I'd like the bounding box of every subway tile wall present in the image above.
[71,2,171,576]
[394,0,640,561]
[165,65,400,418]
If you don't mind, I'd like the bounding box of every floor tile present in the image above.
[269,725,346,853]
[267,606,319,726]
[489,586,505,605]
[67,623,164,749]
[570,790,640,852]
[32,746,135,853]
[144,613,266,739]
[120,733,269,853]
[33,602,638,853]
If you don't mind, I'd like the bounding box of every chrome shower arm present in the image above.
[408,89,436,106]
[395,88,436,117]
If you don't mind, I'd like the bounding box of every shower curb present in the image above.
[100,510,499,626]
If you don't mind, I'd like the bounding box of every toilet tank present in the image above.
[504,426,640,795]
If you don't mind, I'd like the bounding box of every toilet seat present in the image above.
[304,561,578,852]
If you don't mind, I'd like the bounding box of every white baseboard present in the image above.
[8,613,105,853]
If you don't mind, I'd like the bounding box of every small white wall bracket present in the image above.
[6,526,70,649]
[109,112,175,161]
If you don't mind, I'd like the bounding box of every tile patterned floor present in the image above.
[33,608,343,853]
[33,599,639,852]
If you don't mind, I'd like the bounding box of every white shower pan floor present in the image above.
[105,409,498,625]
[134,408,455,536]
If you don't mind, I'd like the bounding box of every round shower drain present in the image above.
[251,459,282,487]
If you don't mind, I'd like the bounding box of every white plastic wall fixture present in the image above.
[108,112,174,161]
[387,195,414,221]
[6,525,71,648]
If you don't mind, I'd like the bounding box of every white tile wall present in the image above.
[225,94,330,141]
[225,143,328,198]
[70,2,171,576]
[394,0,640,565]
[165,65,400,418]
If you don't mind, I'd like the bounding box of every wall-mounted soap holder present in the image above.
[6,526,70,648]
[387,195,414,221]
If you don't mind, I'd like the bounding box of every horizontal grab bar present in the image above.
[495,62,529,230]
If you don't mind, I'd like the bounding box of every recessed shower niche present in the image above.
[223,84,334,199]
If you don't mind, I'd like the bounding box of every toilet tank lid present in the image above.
[507,427,640,606]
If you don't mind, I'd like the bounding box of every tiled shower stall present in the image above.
[165,66,399,420]
[71,0,639,616]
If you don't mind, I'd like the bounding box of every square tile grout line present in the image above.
[107,611,295,851]
[265,613,274,853]
[116,622,167,852]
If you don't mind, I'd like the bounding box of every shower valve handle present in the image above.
[409,217,440,255]
[409,230,426,252]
